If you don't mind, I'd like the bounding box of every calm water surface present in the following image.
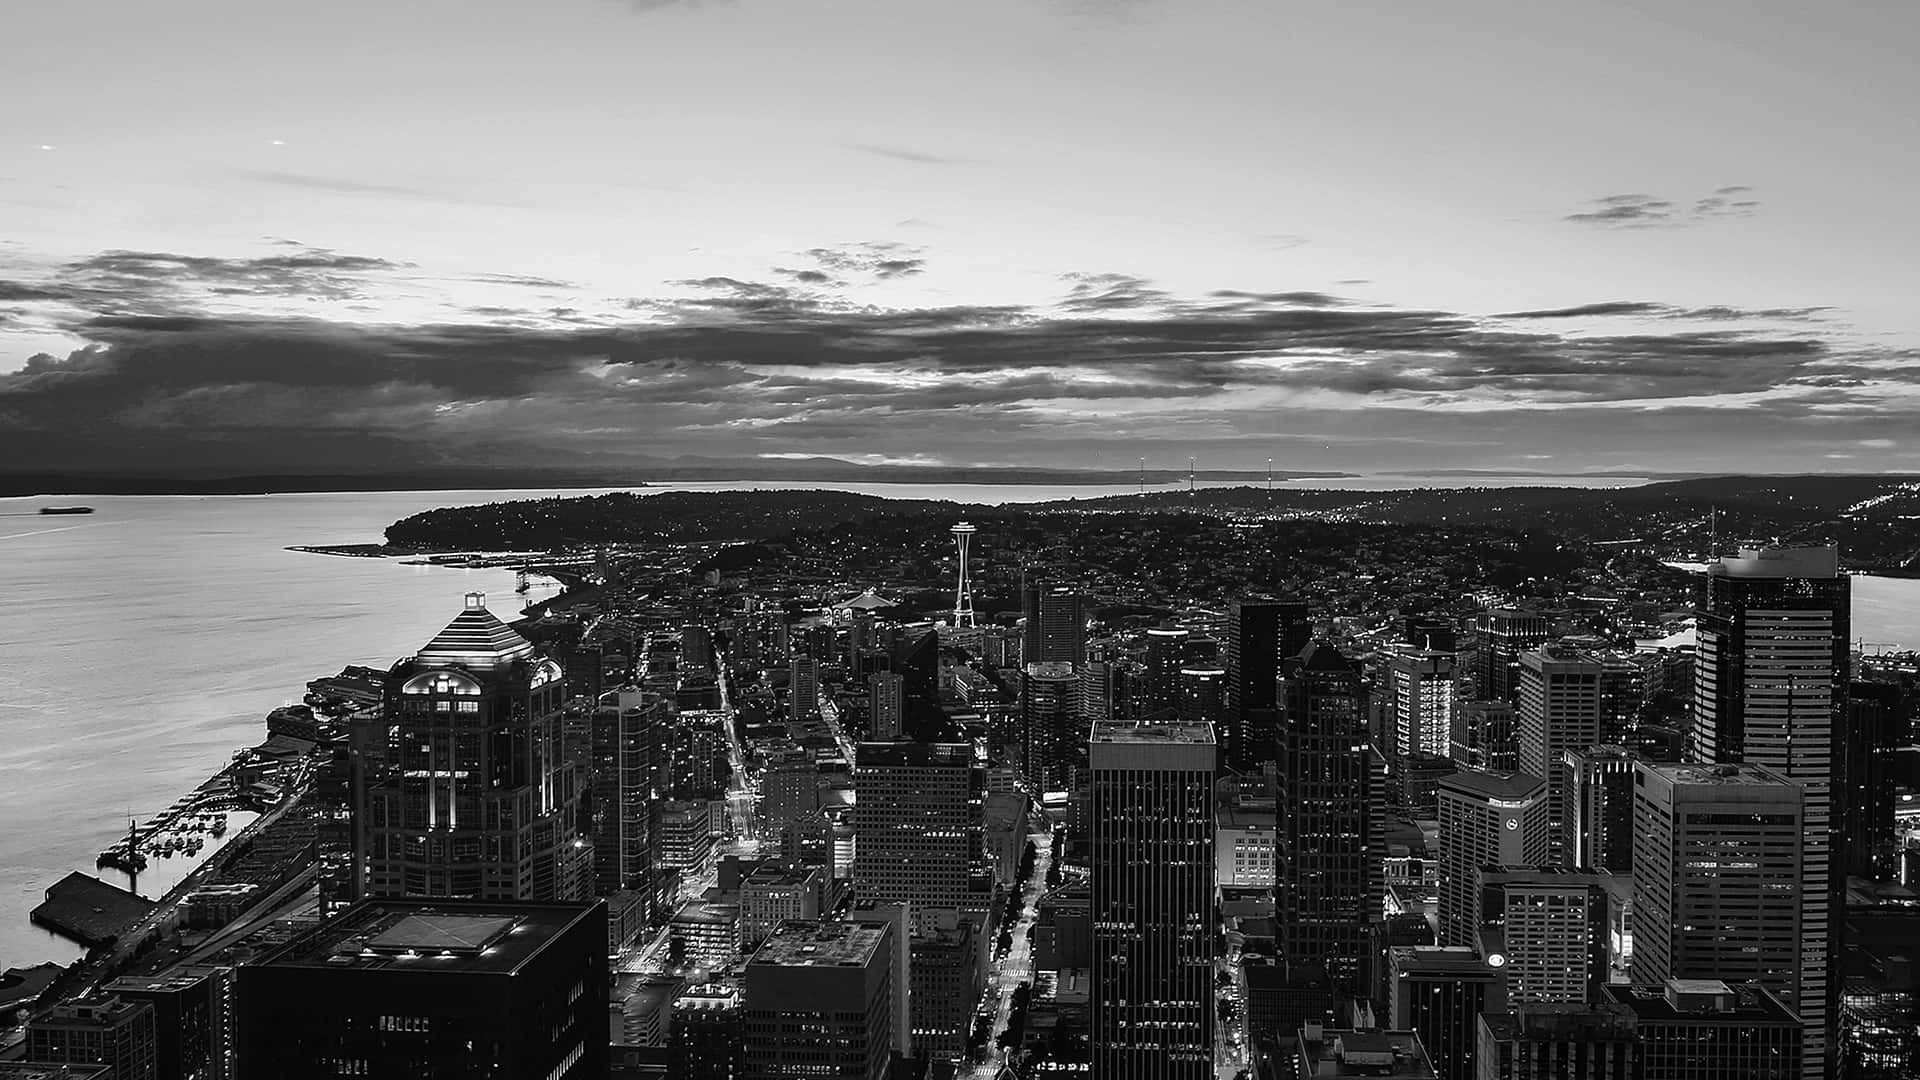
[0,481,1912,970]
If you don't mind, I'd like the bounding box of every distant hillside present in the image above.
[383,489,991,548]
[1054,475,1920,567]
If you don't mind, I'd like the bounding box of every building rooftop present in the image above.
[1088,720,1216,746]
[1437,769,1544,803]
[1389,946,1497,977]
[1296,1027,1436,1078]
[1638,761,1796,787]
[1602,980,1798,1023]
[0,1066,111,1080]
[248,898,599,976]
[415,593,538,669]
[1712,545,1839,580]
[749,921,886,969]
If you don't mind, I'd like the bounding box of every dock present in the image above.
[29,872,157,950]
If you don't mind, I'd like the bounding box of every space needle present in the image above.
[950,521,978,628]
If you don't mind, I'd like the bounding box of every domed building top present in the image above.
[415,592,538,670]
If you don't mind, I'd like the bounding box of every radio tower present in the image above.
[950,521,978,628]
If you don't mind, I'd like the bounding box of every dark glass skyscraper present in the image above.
[1276,643,1384,990]
[1022,581,1086,665]
[1225,598,1311,768]
[356,593,592,902]
[1089,720,1216,1079]
[1691,545,1847,1080]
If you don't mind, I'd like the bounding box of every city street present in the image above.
[963,823,1053,1080]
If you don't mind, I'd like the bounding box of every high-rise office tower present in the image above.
[1691,545,1847,1080]
[1022,581,1086,665]
[1452,700,1518,773]
[1603,980,1802,1080]
[1391,649,1458,763]
[356,593,591,902]
[106,967,228,1080]
[851,741,988,922]
[1434,771,1549,948]
[1226,599,1312,769]
[669,983,744,1080]
[1476,867,1613,1005]
[1478,609,1551,704]
[1021,660,1080,794]
[908,911,985,1062]
[236,899,608,1080]
[589,688,667,898]
[1475,1003,1641,1080]
[681,624,714,672]
[868,671,904,742]
[788,656,820,721]
[743,920,895,1080]
[1076,660,1119,725]
[1089,720,1216,1079]
[1843,680,1907,880]
[1517,644,1609,866]
[1176,665,1227,732]
[1141,627,1191,719]
[1387,946,1500,1080]
[1565,746,1637,873]
[1276,644,1385,988]
[1631,761,1804,1050]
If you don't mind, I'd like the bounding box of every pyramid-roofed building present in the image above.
[415,592,538,670]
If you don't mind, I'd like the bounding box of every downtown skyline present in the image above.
[4,0,1919,477]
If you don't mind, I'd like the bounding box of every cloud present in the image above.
[799,242,927,281]
[847,143,975,166]
[615,0,729,10]
[1564,187,1762,229]
[1496,301,1671,319]
[1253,233,1309,251]
[5,255,1911,474]
[1564,194,1681,229]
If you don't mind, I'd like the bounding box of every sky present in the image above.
[3,0,1918,476]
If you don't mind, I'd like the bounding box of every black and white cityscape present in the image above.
[4,2,1920,1078]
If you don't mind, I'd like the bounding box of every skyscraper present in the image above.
[1517,644,1608,866]
[1451,700,1518,773]
[1141,627,1191,719]
[1631,761,1804,1044]
[1843,680,1907,880]
[868,671,904,742]
[1276,644,1385,988]
[743,920,895,1080]
[589,688,667,899]
[851,740,988,922]
[1477,609,1550,704]
[1565,745,1637,873]
[1691,545,1847,1080]
[1434,770,1549,948]
[1390,649,1458,763]
[236,899,608,1080]
[1022,581,1086,665]
[1226,598,1311,769]
[1021,660,1080,794]
[1387,946,1500,1080]
[788,655,819,721]
[1476,867,1614,1005]
[356,593,591,902]
[1089,720,1216,1079]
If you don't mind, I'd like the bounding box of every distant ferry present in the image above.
[39,506,94,515]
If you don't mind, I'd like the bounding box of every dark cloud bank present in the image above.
[1,244,1913,476]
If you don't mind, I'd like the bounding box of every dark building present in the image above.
[1387,947,1498,1080]
[25,996,158,1080]
[851,740,988,920]
[105,968,227,1080]
[1474,1003,1641,1080]
[1690,545,1848,1080]
[908,913,984,1061]
[743,920,895,1080]
[1276,643,1384,990]
[1022,581,1087,666]
[1243,961,1336,1048]
[1226,598,1311,769]
[669,983,744,1080]
[1089,720,1216,1079]
[589,688,669,901]
[1565,745,1636,873]
[354,593,592,902]
[235,898,608,1080]
[1845,680,1909,880]
[1603,979,1802,1080]
[1451,700,1518,774]
[1476,609,1550,704]
[1140,627,1192,719]
[1021,660,1081,794]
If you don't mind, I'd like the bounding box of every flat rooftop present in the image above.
[1438,769,1543,802]
[750,921,886,969]
[250,899,598,976]
[0,1066,111,1080]
[1389,946,1496,976]
[1297,1029,1436,1078]
[1641,762,1795,787]
[1089,720,1215,745]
